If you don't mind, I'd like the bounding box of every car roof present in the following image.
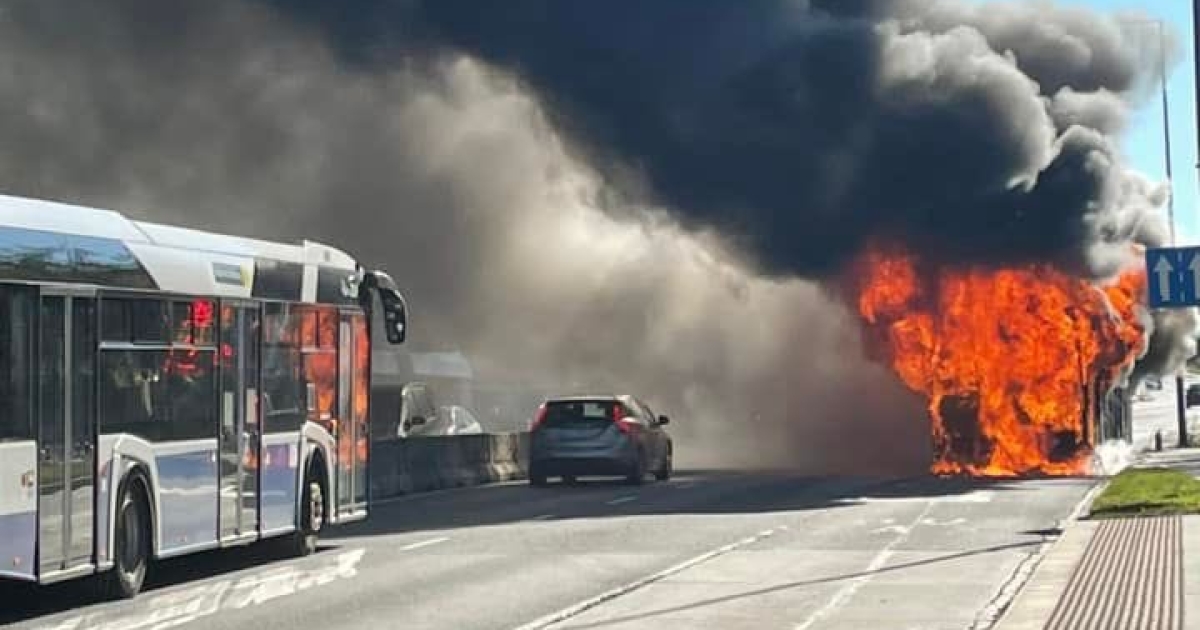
[545,394,631,403]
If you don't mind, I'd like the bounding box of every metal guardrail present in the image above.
[370,433,530,499]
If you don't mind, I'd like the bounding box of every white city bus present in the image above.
[0,194,408,598]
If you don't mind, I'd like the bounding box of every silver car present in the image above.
[528,395,673,486]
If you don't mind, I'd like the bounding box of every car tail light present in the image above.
[531,404,548,432]
[612,403,635,435]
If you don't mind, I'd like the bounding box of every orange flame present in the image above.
[853,246,1145,477]
[301,306,340,434]
[353,315,370,466]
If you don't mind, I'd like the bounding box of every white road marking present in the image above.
[529,514,557,521]
[33,549,366,630]
[794,501,936,630]
[921,517,967,527]
[512,528,780,630]
[847,490,993,505]
[399,536,451,552]
[606,495,638,506]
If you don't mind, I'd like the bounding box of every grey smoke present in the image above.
[0,1,928,474]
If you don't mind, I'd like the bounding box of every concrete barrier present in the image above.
[370,432,530,499]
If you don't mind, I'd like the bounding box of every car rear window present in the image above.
[543,400,616,428]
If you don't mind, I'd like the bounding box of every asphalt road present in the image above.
[2,471,1094,630]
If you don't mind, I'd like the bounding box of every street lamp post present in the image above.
[1155,15,1190,448]
[1126,15,1188,447]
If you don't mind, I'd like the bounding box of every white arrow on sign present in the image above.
[1154,254,1175,303]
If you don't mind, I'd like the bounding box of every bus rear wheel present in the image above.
[96,477,150,599]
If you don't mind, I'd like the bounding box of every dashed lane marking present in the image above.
[511,527,780,630]
[794,501,936,630]
[398,537,451,552]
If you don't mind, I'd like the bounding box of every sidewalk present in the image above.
[994,449,1200,630]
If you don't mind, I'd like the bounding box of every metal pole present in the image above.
[1165,14,1191,447]
[1195,0,1200,200]
[1162,19,1177,244]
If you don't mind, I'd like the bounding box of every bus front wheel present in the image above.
[287,464,325,557]
[97,476,150,599]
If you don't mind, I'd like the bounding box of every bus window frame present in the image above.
[95,291,221,443]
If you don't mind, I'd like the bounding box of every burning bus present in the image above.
[852,245,1146,477]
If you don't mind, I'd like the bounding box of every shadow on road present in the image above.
[333,469,1037,539]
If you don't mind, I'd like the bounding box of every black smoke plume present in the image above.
[280,0,1175,280]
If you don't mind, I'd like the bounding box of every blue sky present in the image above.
[1061,0,1198,244]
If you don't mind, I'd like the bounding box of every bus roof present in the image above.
[0,193,357,268]
[0,193,365,303]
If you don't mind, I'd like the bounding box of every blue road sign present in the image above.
[1145,247,1200,308]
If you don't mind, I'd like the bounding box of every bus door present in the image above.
[335,311,368,519]
[37,290,97,578]
[218,303,261,542]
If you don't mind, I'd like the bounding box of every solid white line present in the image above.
[606,495,638,506]
[511,528,778,630]
[398,537,450,552]
[529,514,557,521]
[848,490,994,504]
[794,501,936,630]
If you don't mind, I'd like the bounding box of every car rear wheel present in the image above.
[626,457,645,485]
[529,464,548,487]
[655,448,673,482]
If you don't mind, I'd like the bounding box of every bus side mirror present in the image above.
[362,270,408,345]
[379,288,407,345]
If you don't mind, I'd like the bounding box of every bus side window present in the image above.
[132,300,169,344]
[262,303,305,433]
[102,299,132,343]
[0,286,35,442]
